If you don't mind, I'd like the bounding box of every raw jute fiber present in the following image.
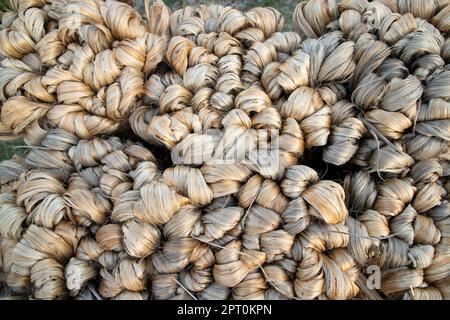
[0,0,449,300]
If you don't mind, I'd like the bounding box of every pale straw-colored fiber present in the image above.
[0,0,449,300]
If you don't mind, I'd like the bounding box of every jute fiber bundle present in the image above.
[345,160,449,299]
[0,0,168,143]
[1,129,176,299]
[0,0,449,300]
[0,130,357,300]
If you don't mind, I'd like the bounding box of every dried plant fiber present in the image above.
[0,0,449,300]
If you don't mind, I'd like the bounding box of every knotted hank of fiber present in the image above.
[0,0,450,301]
[0,0,170,142]
[345,158,448,299]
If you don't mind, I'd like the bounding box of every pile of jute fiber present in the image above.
[0,0,449,300]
